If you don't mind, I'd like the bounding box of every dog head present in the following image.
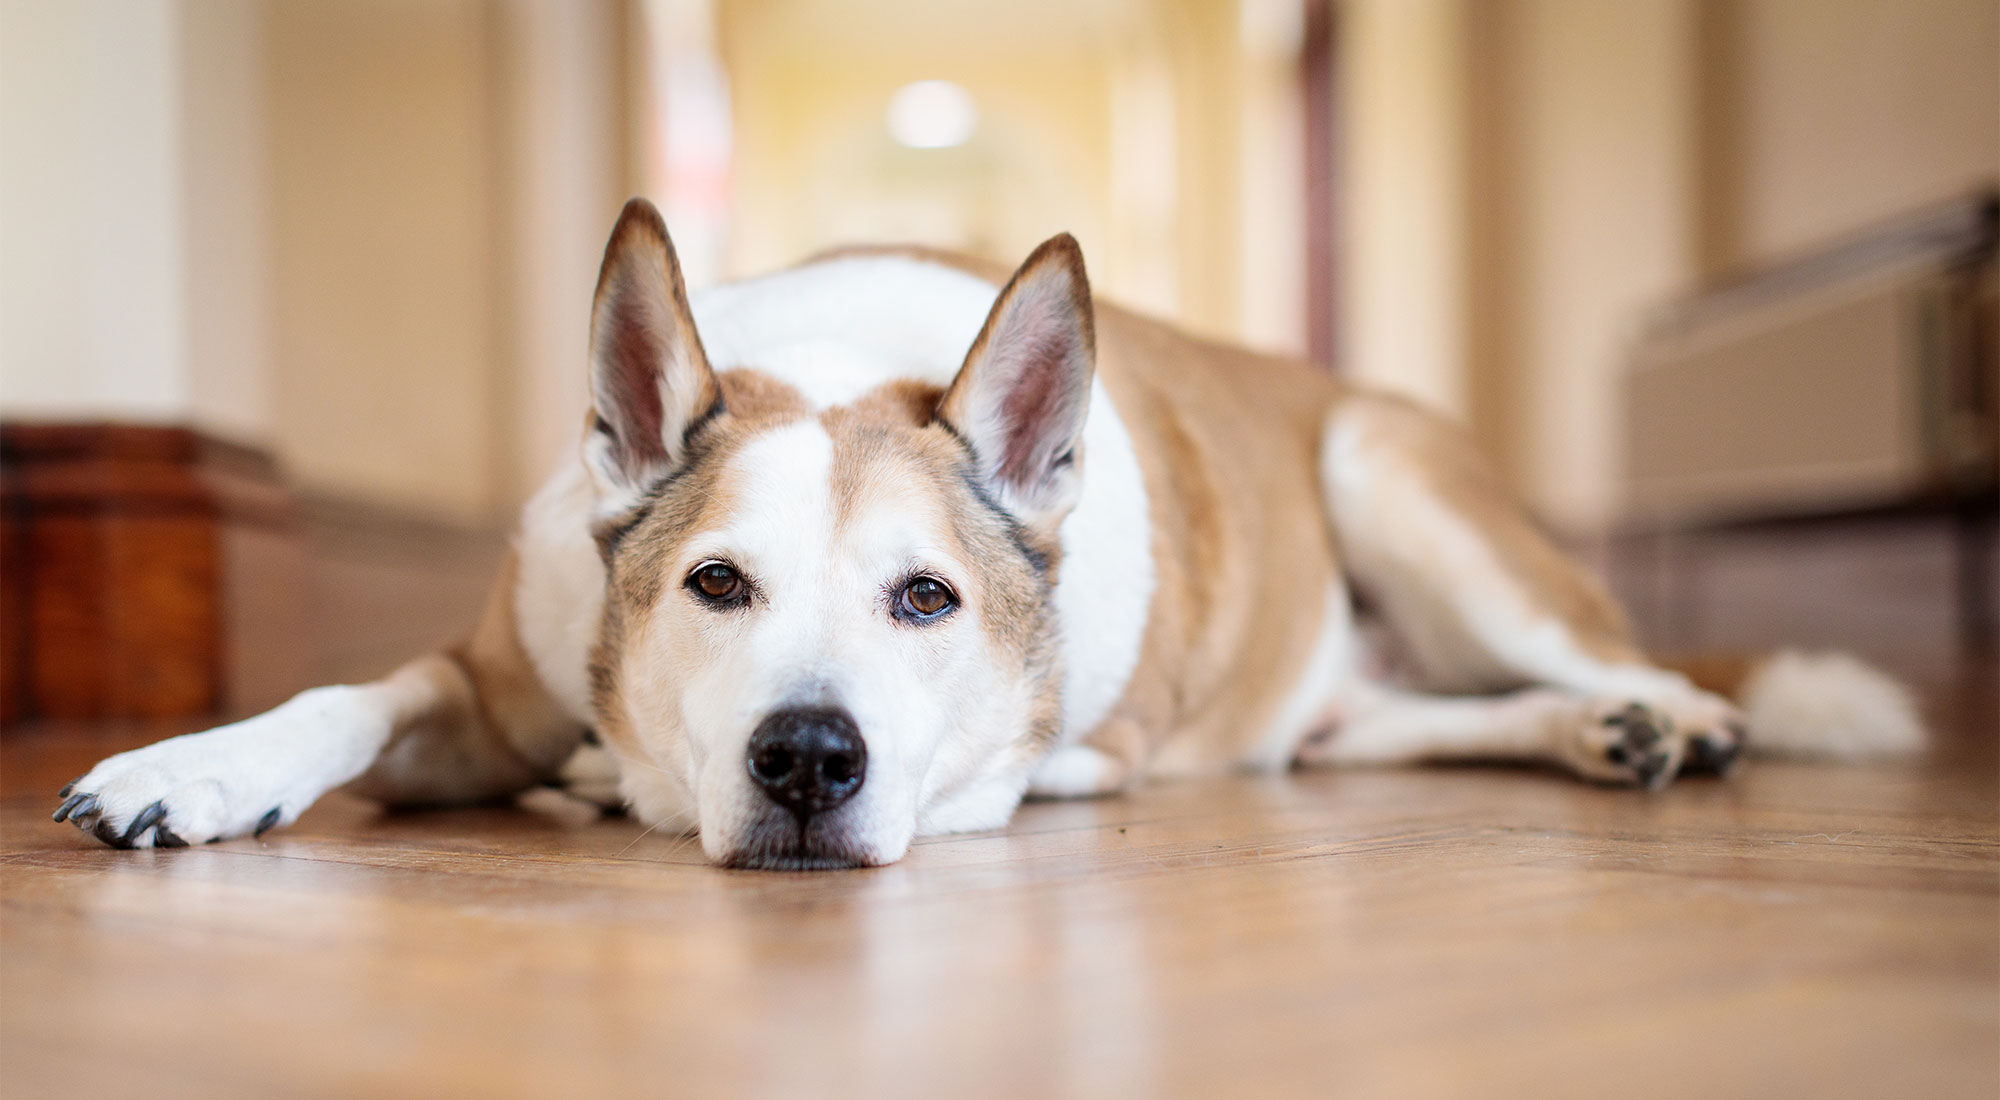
[583,200,1095,869]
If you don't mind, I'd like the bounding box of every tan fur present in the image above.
[348,551,583,805]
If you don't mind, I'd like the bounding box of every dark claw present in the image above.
[1606,703,1666,746]
[254,807,282,837]
[53,792,98,823]
[121,801,167,846]
[93,815,131,849]
[1627,720,1663,750]
[1686,735,1742,775]
[1633,751,1673,789]
[58,775,83,799]
[154,824,189,848]
[1601,703,1676,788]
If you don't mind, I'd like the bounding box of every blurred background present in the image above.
[0,0,1994,724]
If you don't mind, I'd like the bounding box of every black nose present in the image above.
[746,708,867,822]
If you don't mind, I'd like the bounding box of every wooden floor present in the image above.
[3,672,1995,1100]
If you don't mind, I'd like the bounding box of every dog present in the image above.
[52,198,1925,868]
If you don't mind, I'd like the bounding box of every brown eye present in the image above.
[898,577,956,621]
[688,562,746,605]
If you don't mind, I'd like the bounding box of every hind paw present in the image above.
[1563,701,1682,789]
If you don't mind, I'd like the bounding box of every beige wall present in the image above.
[1,0,193,424]
[182,0,274,444]
[1,0,270,442]
[1488,0,1700,528]
[491,0,628,507]
[1339,0,1471,418]
[1708,0,2000,269]
[264,0,501,524]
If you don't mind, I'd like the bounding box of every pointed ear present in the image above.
[938,233,1096,530]
[585,197,722,499]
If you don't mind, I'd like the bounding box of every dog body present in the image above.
[54,201,1921,867]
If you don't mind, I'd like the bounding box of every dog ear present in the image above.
[939,233,1096,531]
[584,198,722,501]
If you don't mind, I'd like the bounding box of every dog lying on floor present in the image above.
[52,199,1924,868]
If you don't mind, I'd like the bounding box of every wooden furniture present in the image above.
[0,425,294,725]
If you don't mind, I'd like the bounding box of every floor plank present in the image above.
[2,685,1995,1100]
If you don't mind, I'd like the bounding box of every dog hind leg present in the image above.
[1299,682,1687,789]
[1316,395,1742,785]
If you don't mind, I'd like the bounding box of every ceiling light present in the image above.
[887,80,977,149]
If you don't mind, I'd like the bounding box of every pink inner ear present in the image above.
[598,282,671,473]
[996,325,1078,482]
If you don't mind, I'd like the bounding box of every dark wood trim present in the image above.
[1,423,295,726]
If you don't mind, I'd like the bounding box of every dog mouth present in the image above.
[719,816,878,871]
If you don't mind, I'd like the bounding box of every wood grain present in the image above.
[0,424,287,724]
[1,676,1992,1100]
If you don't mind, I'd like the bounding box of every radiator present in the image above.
[1623,194,1997,527]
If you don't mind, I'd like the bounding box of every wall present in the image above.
[263,0,500,524]
[181,0,274,444]
[1338,0,1470,420]
[491,0,628,507]
[1488,0,1699,528]
[1707,0,2000,270]
[1,0,192,424]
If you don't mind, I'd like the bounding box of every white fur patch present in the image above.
[1025,745,1124,798]
[514,459,608,726]
[1741,650,1927,758]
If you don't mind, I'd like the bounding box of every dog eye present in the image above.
[687,562,747,606]
[897,577,957,621]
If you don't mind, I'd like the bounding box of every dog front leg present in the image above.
[53,659,457,847]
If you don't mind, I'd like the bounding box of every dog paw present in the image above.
[1565,701,1683,790]
[53,742,294,849]
[51,684,382,849]
[537,742,626,811]
[1026,745,1131,799]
